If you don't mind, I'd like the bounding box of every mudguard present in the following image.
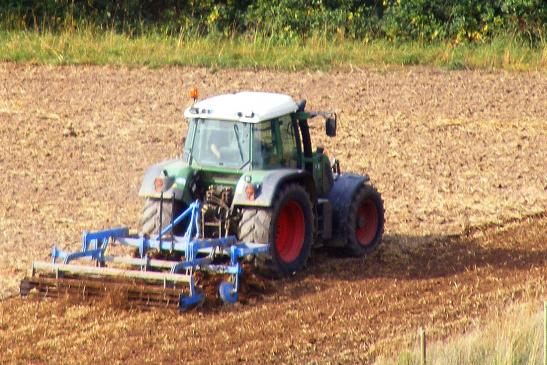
[232,168,315,208]
[327,173,370,240]
[138,159,193,201]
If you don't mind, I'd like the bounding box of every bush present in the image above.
[381,0,546,43]
[0,0,544,44]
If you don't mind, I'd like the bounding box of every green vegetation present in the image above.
[375,303,545,365]
[0,1,545,70]
[0,30,544,71]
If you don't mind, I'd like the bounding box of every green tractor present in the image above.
[139,91,384,276]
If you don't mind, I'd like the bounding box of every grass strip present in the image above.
[0,30,545,71]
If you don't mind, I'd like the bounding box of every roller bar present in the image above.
[31,262,192,284]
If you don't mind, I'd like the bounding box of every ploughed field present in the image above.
[0,64,545,363]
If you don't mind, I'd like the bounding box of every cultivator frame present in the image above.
[20,200,269,310]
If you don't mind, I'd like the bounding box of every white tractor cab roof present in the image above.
[183,92,298,123]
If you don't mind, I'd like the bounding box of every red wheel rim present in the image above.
[275,201,305,262]
[356,200,378,246]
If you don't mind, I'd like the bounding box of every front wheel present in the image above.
[344,184,384,257]
[238,184,314,277]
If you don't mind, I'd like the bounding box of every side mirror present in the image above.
[326,115,337,137]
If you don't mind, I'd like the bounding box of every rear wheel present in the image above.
[238,184,313,277]
[140,198,185,237]
[345,184,384,257]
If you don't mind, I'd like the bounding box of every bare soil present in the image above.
[0,63,545,364]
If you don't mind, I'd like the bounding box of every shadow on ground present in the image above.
[245,212,547,305]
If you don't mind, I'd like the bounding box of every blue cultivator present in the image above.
[20,201,269,310]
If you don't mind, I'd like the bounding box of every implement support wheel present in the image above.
[219,281,238,304]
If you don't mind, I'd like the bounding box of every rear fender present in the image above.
[327,173,370,239]
[138,159,193,201]
[232,169,315,208]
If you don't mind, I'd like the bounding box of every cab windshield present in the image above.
[188,119,251,169]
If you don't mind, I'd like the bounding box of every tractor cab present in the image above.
[182,115,301,170]
[182,92,337,196]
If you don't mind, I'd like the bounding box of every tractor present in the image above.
[21,90,384,308]
[139,91,384,276]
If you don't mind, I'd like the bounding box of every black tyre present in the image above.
[140,198,185,237]
[238,184,313,276]
[345,183,384,257]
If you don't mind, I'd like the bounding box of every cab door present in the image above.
[277,115,301,169]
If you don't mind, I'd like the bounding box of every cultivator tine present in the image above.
[159,191,164,248]
[171,194,175,251]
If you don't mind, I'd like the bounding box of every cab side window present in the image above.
[279,115,299,168]
[252,120,281,168]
